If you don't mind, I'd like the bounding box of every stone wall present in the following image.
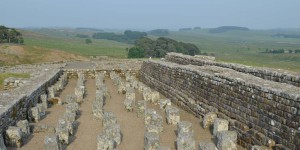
[166,53,300,87]
[0,69,63,134]
[140,60,300,150]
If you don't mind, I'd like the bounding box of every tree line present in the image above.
[128,37,200,58]
[92,30,147,44]
[0,25,24,44]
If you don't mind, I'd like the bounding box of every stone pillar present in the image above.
[177,121,195,150]
[44,134,62,150]
[216,131,237,150]
[144,132,160,150]
[213,119,228,136]
[137,100,146,118]
[166,106,180,125]
[103,112,117,128]
[16,120,30,137]
[159,99,171,110]
[4,127,23,148]
[203,112,217,129]
[97,134,114,150]
[198,142,217,150]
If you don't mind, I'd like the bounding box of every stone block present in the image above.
[16,120,30,137]
[144,132,160,150]
[178,121,193,136]
[166,106,180,125]
[176,132,195,150]
[143,88,152,101]
[97,134,114,150]
[103,124,122,146]
[145,109,156,125]
[56,119,70,144]
[65,103,79,115]
[30,107,40,122]
[64,111,76,123]
[137,100,146,118]
[40,94,48,109]
[103,112,117,128]
[37,103,46,117]
[216,131,237,150]
[44,134,62,150]
[124,97,135,112]
[75,85,85,103]
[138,82,146,93]
[93,101,104,120]
[125,90,135,100]
[4,127,22,148]
[158,146,170,150]
[96,90,105,105]
[150,91,160,104]
[203,112,217,129]
[65,94,76,104]
[198,142,217,150]
[213,119,229,136]
[146,124,160,134]
[0,134,7,150]
[159,99,171,109]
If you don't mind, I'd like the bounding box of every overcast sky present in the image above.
[1,0,300,30]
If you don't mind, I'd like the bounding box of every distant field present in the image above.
[167,29,300,72]
[22,29,131,58]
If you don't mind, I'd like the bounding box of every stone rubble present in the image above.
[16,120,30,138]
[198,142,217,150]
[144,132,160,150]
[159,99,171,110]
[177,121,195,150]
[136,100,146,118]
[216,131,237,150]
[202,112,217,129]
[213,118,229,136]
[4,126,23,148]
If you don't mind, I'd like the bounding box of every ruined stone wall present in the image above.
[140,60,300,150]
[166,53,300,87]
[0,69,63,134]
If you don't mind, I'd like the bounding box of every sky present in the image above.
[1,0,300,30]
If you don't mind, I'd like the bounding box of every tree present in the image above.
[85,38,92,44]
[128,47,145,58]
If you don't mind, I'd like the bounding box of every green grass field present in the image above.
[22,29,131,58]
[167,29,300,71]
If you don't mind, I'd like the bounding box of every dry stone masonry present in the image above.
[140,53,300,149]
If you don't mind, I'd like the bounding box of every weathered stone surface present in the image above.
[144,132,160,150]
[137,100,146,117]
[103,124,122,146]
[56,119,69,144]
[145,109,156,125]
[4,127,22,148]
[0,134,7,150]
[40,94,48,109]
[30,107,40,122]
[213,119,229,136]
[159,99,171,109]
[177,133,195,150]
[150,91,160,104]
[198,142,217,150]
[203,112,217,129]
[118,83,126,94]
[178,121,193,135]
[158,146,171,150]
[93,101,104,120]
[37,103,46,117]
[75,85,85,103]
[166,105,180,125]
[143,88,152,101]
[217,131,237,150]
[65,103,79,115]
[103,112,117,128]
[44,134,61,150]
[64,111,76,123]
[124,97,135,112]
[97,134,114,150]
[65,94,76,104]
[16,120,30,137]
[251,145,271,150]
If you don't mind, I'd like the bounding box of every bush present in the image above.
[128,47,145,58]
[85,38,92,44]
